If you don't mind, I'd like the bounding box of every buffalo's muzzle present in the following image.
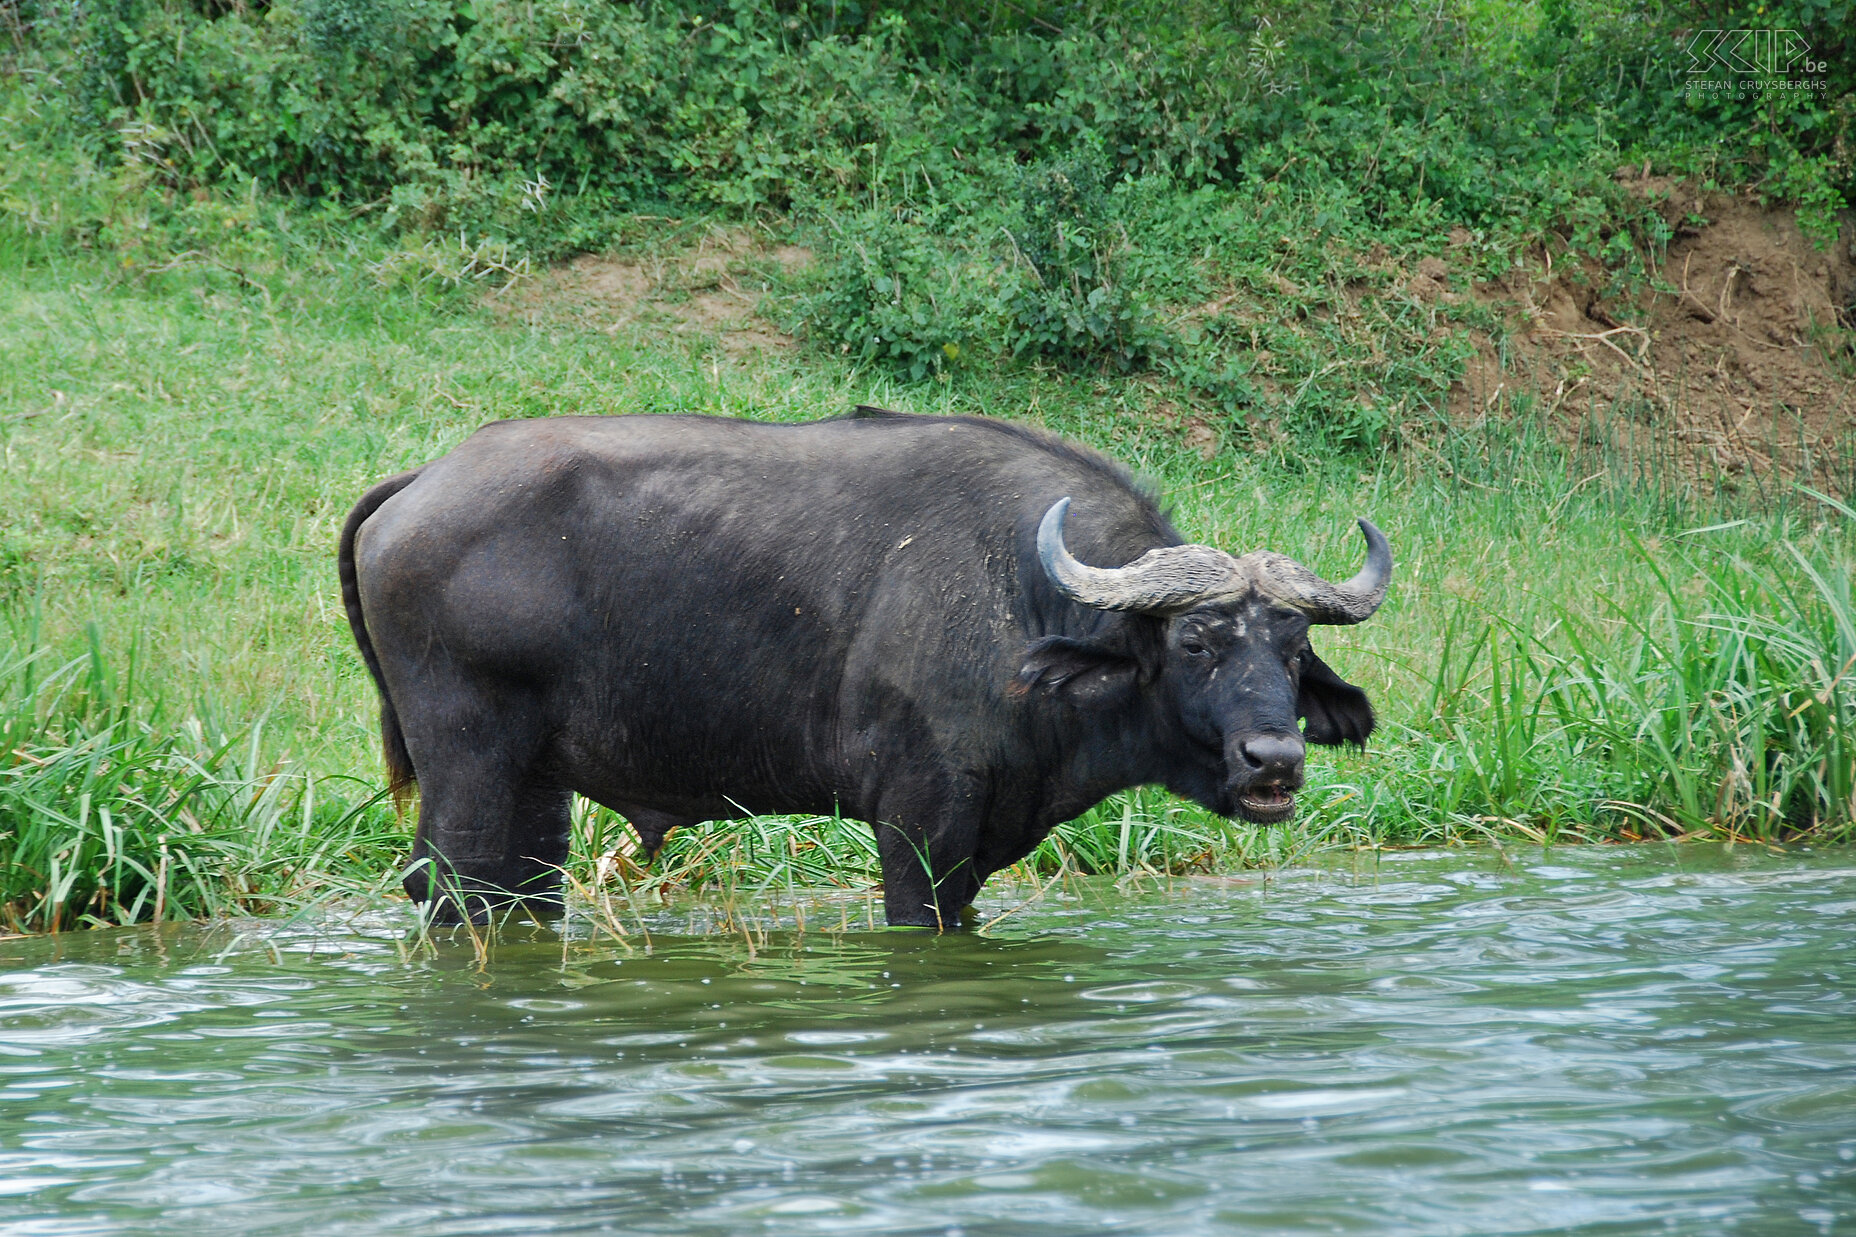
[1230,733,1306,823]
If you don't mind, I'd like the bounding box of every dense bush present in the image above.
[801,153,1164,379]
[4,0,1852,425]
[19,0,1847,220]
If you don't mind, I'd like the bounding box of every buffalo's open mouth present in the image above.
[1235,782,1298,823]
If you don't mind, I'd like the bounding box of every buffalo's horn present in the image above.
[1242,518,1393,625]
[1037,498,1243,613]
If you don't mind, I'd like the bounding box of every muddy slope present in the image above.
[1450,188,1855,488]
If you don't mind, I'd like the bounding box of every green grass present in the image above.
[2,221,1852,934]
[0,618,407,932]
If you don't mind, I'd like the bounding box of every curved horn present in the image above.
[1037,498,1243,614]
[1244,518,1393,625]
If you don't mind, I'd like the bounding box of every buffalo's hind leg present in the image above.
[403,730,572,925]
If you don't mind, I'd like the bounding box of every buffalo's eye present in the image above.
[1180,636,1212,658]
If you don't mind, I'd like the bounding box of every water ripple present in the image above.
[1,844,1853,1235]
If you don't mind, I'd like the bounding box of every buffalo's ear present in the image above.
[1015,636,1140,710]
[1299,648,1375,746]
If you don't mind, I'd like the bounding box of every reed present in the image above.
[0,621,405,932]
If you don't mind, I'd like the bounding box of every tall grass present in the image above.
[1572,501,1856,837]
[0,621,405,933]
[1362,490,1856,845]
[562,789,1254,943]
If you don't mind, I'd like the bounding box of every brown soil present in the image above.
[1443,185,1856,488]
[500,227,812,357]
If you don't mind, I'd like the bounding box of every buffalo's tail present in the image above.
[338,470,423,811]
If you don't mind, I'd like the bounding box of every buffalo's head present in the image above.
[1020,498,1391,824]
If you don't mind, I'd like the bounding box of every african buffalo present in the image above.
[338,408,1390,927]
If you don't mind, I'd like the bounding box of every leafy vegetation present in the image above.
[5,0,1853,443]
[1,0,1852,933]
[0,620,403,932]
[15,0,1851,223]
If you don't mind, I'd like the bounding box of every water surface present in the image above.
[3,846,1854,1234]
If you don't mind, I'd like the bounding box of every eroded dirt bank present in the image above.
[1448,186,1854,488]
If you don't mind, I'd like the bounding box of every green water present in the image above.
[3,847,1854,1235]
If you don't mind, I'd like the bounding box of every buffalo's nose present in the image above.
[1239,733,1306,778]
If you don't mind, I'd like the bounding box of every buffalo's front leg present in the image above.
[872,777,985,929]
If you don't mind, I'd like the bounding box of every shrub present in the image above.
[802,207,992,380]
[1002,155,1163,371]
